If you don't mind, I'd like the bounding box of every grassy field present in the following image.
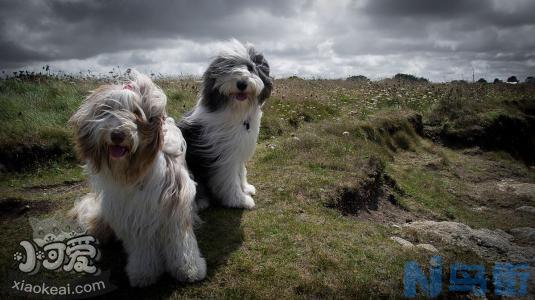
[1,76,534,298]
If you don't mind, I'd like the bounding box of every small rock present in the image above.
[509,227,535,245]
[471,206,489,212]
[401,221,535,264]
[416,244,439,253]
[292,136,300,141]
[497,180,535,199]
[390,236,414,248]
[342,131,350,136]
[516,206,535,214]
[424,158,445,171]
[462,147,483,155]
[497,179,515,192]
[391,224,401,229]
[18,205,30,215]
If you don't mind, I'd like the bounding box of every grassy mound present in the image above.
[425,83,535,164]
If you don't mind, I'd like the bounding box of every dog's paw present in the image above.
[126,255,162,287]
[239,194,256,209]
[195,196,210,211]
[187,256,207,282]
[221,192,255,209]
[243,183,256,196]
[127,269,160,287]
[173,256,207,282]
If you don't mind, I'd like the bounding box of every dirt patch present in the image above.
[23,180,85,194]
[327,158,417,224]
[0,142,75,172]
[0,197,56,219]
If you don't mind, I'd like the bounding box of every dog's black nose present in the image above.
[237,80,247,91]
[110,130,126,144]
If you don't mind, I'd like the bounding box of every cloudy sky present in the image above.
[1,0,535,82]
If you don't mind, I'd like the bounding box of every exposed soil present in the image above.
[22,180,85,194]
[327,158,419,224]
[0,197,56,219]
[0,142,75,172]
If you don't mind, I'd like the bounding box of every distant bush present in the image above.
[450,80,468,84]
[287,75,301,80]
[493,78,503,83]
[393,73,429,83]
[477,78,487,83]
[346,75,370,82]
[525,76,535,84]
[507,76,519,83]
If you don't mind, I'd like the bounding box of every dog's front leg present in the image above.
[214,167,255,209]
[163,220,206,282]
[70,193,115,244]
[124,237,164,287]
[240,164,256,196]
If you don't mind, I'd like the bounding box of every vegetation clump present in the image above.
[346,75,370,82]
[507,76,519,83]
[393,73,429,83]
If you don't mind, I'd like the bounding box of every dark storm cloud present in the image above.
[323,0,535,80]
[364,0,483,19]
[363,0,535,27]
[1,0,534,81]
[0,0,299,66]
[0,36,52,66]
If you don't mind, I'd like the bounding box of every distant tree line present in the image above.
[392,73,429,83]
[343,73,535,84]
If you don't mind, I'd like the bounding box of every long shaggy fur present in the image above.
[69,70,206,287]
[178,40,273,209]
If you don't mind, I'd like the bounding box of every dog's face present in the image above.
[201,41,273,112]
[69,73,166,183]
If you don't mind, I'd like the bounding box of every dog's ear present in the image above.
[68,87,104,129]
[68,109,83,129]
[248,47,273,104]
[200,63,230,112]
[130,70,167,120]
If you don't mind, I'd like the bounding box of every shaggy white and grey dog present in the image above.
[178,40,272,209]
[69,71,206,287]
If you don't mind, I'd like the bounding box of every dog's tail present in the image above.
[162,117,187,156]
[160,117,197,230]
[160,154,197,229]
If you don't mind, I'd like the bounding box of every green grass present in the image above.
[1,77,535,298]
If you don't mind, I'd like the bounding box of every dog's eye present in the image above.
[247,64,254,72]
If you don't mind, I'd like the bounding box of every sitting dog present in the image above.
[69,70,206,287]
[178,40,273,209]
